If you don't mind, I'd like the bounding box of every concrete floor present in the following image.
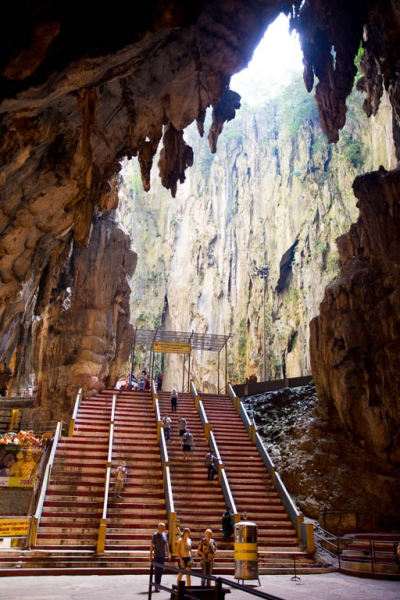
[1,572,399,600]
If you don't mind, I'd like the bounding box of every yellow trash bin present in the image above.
[234,519,259,583]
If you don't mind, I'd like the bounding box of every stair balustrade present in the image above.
[228,383,313,550]
[27,420,63,548]
[97,393,117,554]
[67,388,83,437]
[155,386,180,554]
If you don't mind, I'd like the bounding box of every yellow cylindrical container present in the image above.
[234,520,258,581]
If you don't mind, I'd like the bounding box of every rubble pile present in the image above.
[243,385,400,534]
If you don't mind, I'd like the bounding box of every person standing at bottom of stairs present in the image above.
[150,522,171,591]
[177,527,193,586]
[197,528,218,586]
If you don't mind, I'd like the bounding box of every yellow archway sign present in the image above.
[153,341,191,354]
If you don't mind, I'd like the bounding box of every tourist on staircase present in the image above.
[178,415,187,437]
[197,528,218,586]
[171,387,179,412]
[205,449,217,480]
[114,461,127,498]
[162,414,172,441]
[150,522,171,591]
[222,507,234,540]
[182,428,194,460]
[157,372,164,391]
[177,527,193,586]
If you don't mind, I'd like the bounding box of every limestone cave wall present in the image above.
[310,167,400,466]
[119,82,395,394]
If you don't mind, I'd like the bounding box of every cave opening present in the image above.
[116,11,394,393]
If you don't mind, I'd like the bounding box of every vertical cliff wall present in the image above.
[118,79,395,392]
[310,167,400,465]
[8,211,136,419]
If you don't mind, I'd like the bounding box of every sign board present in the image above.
[0,477,34,488]
[153,341,191,354]
[0,518,30,537]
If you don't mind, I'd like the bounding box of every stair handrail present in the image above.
[254,431,276,483]
[164,463,179,555]
[153,388,178,554]
[190,380,199,402]
[228,383,256,441]
[197,397,211,438]
[98,393,116,553]
[220,467,238,518]
[68,387,83,436]
[28,420,63,548]
[192,383,238,519]
[229,383,314,551]
[314,524,342,565]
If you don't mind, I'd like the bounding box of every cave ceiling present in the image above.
[1,0,400,401]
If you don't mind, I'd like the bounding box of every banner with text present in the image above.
[0,517,30,537]
[153,341,191,354]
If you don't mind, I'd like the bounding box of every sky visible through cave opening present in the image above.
[231,13,303,105]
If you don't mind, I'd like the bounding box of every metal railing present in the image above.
[152,379,179,553]
[228,383,312,548]
[0,410,63,435]
[149,561,285,600]
[97,393,117,553]
[27,420,64,548]
[68,388,83,436]
[314,525,400,574]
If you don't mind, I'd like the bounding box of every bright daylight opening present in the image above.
[118,9,386,391]
[231,13,303,105]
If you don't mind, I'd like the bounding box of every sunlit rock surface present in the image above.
[119,86,395,392]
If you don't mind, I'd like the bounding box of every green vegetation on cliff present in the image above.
[118,72,394,391]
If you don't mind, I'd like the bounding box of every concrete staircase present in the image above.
[157,391,233,573]
[0,388,332,576]
[0,389,168,574]
[104,388,167,561]
[339,533,400,578]
[200,392,322,574]
[34,394,111,551]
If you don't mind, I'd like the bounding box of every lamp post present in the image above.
[253,264,269,381]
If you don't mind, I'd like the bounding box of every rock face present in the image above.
[0,0,400,467]
[30,212,136,419]
[119,83,395,392]
[310,167,400,466]
[244,385,400,534]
